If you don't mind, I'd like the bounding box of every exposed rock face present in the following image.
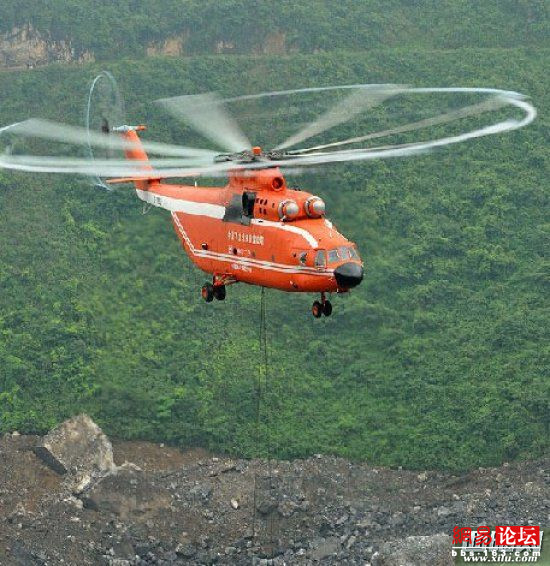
[254,31,287,55]
[0,25,288,69]
[372,533,453,566]
[146,35,186,57]
[34,414,115,483]
[0,25,94,69]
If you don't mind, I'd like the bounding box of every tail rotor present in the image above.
[85,71,126,189]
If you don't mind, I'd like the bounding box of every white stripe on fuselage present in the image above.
[172,213,333,278]
[137,188,320,250]
[136,189,226,218]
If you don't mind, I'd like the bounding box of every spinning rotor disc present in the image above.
[0,79,536,181]
[85,71,126,188]
[184,85,536,170]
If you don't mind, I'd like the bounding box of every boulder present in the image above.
[372,534,452,566]
[34,415,115,480]
[80,468,171,520]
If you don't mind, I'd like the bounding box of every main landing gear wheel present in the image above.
[312,301,323,318]
[201,283,214,302]
[312,296,332,318]
[213,285,226,301]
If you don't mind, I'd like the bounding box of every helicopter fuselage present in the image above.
[135,167,364,294]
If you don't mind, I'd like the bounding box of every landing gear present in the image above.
[312,300,323,318]
[202,275,235,303]
[201,282,214,302]
[312,293,332,317]
[213,285,226,301]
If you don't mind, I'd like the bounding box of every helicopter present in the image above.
[0,75,536,316]
[107,124,363,317]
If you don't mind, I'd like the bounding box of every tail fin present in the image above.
[108,125,158,189]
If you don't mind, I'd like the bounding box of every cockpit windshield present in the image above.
[326,246,360,264]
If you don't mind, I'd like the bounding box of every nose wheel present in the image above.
[312,293,332,318]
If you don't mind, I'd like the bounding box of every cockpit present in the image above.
[311,246,364,288]
[314,246,361,267]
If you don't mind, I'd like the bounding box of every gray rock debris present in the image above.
[372,533,452,566]
[80,468,172,520]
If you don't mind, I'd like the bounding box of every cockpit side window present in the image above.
[349,246,360,260]
[327,249,339,263]
[314,250,326,268]
[338,246,351,260]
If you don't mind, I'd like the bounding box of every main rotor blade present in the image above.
[291,95,509,154]
[175,93,535,176]
[275,85,403,150]
[279,95,535,168]
[0,154,216,177]
[3,119,217,158]
[156,93,250,153]
[0,88,535,183]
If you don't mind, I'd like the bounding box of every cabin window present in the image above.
[314,250,326,268]
[299,252,307,265]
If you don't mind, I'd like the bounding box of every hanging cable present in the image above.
[261,288,276,549]
[252,287,275,549]
[252,287,265,538]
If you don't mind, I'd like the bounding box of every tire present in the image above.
[323,300,332,317]
[201,283,214,302]
[213,285,226,301]
[312,300,323,318]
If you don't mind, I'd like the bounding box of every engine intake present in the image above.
[278,199,300,220]
[305,196,325,218]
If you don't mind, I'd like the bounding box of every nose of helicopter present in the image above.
[334,262,364,289]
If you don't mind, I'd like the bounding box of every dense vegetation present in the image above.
[0,3,548,471]
[0,0,548,59]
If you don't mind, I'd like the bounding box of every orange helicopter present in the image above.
[108,126,363,317]
[0,75,535,317]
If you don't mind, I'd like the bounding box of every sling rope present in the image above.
[252,287,275,549]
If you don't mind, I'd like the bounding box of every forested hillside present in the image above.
[0,0,548,66]
[0,3,548,472]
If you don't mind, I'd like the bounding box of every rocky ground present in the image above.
[0,416,548,565]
